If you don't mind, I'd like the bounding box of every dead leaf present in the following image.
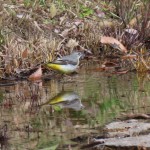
[34,21,43,32]
[14,68,22,74]
[100,36,127,53]
[103,61,118,67]
[66,39,79,51]
[5,64,12,74]
[22,49,28,59]
[122,54,137,60]
[59,13,67,25]
[54,29,60,33]
[124,28,138,35]
[16,14,31,19]
[124,113,150,119]
[147,20,150,28]
[59,26,76,37]
[28,66,42,80]
[101,61,119,71]
[129,15,141,27]
[13,58,19,67]
[113,70,128,75]
[99,19,117,28]
[74,19,83,26]
[59,29,70,37]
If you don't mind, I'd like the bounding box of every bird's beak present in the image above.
[84,49,93,55]
[81,49,92,59]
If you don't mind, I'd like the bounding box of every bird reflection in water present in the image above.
[44,91,84,111]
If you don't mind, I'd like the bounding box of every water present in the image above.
[0,64,150,150]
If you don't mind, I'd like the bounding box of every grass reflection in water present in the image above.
[0,70,149,149]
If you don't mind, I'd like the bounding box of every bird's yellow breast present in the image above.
[46,63,77,73]
[47,63,62,71]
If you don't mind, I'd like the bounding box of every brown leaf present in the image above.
[28,66,42,80]
[129,15,141,27]
[113,70,128,75]
[122,54,137,60]
[124,28,138,35]
[103,61,118,67]
[34,21,43,32]
[13,58,19,67]
[59,29,70,37]
[22,49,28,58]
[125,113,150,119]
[59,13,67,25]
[5,64,12,74]
[59,26,76,37]
[99,20,116,28]
[74,19,83,26]
[66,39,79,51]
[100,36,127,53]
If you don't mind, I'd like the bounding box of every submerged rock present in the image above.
[105,119,150,138]
[104,134,150,148]
[84,120,150,149]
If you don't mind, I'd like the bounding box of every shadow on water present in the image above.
[0,64,150,149]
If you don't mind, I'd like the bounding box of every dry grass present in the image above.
[0,0,149,77]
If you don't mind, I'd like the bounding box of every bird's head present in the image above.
[72,52,85,59]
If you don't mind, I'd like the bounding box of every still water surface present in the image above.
[0,64,150,149]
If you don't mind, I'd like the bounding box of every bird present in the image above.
[45,52,84,74]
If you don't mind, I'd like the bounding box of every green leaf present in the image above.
[39,144,59,150]
[24,0,32,7]
[79,5,94,18]
[50,3,57,18]
[0,91,4,103]
[39,0,46,6]
[53,105,62,111]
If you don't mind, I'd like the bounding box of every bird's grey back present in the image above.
[57,52,80,63]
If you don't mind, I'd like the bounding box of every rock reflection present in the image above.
[43,91,84,111]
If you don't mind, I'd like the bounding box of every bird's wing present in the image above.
[52,59,77,65]
[59,54,78,62]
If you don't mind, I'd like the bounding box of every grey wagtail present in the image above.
[45,52,84,74]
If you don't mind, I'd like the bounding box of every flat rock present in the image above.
[94,120,150,149]
[104,134,150,148]
[105,119,150,137]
